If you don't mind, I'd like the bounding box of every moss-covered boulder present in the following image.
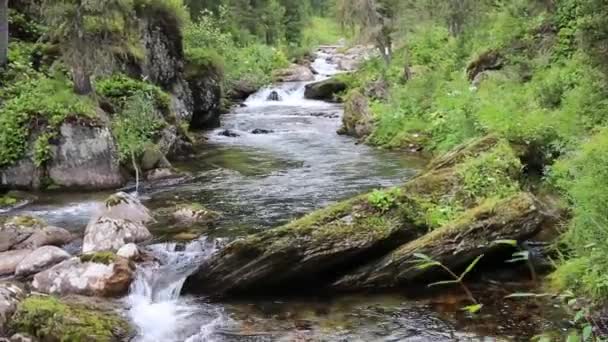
[337,90,374,139]
[8,295,132,341]
[333,193,546,290]
[304,77,347,102]
[184,136,539,296]
[0,215,73,253]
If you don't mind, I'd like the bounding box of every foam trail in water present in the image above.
[127,239,222,342]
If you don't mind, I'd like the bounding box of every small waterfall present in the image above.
[127,238,225,342]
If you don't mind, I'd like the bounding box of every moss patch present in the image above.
[8,296,131,342]
[80,252,118,265]
[7,215,45,228]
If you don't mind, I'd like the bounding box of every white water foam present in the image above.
[127,239,225,342]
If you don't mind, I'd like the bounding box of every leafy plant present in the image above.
[368,188,401,212]
[412,253,484,312]
[494,239,537,282]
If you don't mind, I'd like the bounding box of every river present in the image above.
[8,50,565,341]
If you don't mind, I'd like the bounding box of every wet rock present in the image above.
[0,282,26,337]
[11,225,73,251]
[47,122,124,190]
[0,250,32,276]
[83,217,152,253]
[339,90,374,139]
[304,78,347,102]
[467,50,504,82]
[15,246,71,277]
[173,204,221,226]
[141,144,171,171]
[228,80,258,101]
[116,243,139,260]
[145,168,180,181]
[251,129,274,135]
[333,193,547,289]
[32,255,134,297]
[218,130,240,138]
[273,64,314,82]
[97,192,154,225]
[8,295,132,340]
[266,91,282,102]
[187,67,223,129]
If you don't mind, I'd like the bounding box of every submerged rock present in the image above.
[304,78,347,102]
[251,129,274,135]
[0,282,26,337]
[32,255,134,297]
[266,90,282,101]
[172,204,221,226]
[218,129,240,138]
[8,295,132,341]
[15,246,71,277]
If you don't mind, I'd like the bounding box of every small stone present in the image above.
[251,129,274,135]
[218,130,240,138]
[116,243,139,260]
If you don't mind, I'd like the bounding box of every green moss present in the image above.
[0,196,18,207]
[104,193,128,208]
[96,74,171,114]
[8,296,131,342]
[80,252,118,265]
[8,215,45,228]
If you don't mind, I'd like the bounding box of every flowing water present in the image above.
[4,50,568,341]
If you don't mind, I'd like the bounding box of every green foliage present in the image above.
[96,74,171,113]
[0,77,96,167]
[368,188,401,212]
[111,91,164,162]
[8,296,130,341]
[135,0,189,28]
[33,132,55,167]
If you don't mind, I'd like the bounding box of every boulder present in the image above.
[333,193,546,289]
[15,246,71,277]
[183,138,533,296]
[83,217,152,254]
[338,90,374,138]
[32,255,134,297]
[141,144,171,171]
[218,130,240,138]
[47,123,124,190]
[466,50,504,82]
[187,68,223,129]
[96,192,154,225]
[251,129,274,135]
[228,80,258,101]
[0,250,33,276]
[0,282,26,337]
[273,64,314,82]
[8,295,132,340]
[11,226,73,251]
[304,78,347,102]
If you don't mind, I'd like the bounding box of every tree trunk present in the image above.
[72,63,93,95]
[0,0,8,67]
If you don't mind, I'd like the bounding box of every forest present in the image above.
[0,0,608,341]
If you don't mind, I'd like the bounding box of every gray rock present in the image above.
[266,91,281,101]
[32,257,134,297]
[0,216,73,252]
[96,192,154,225]
[83,217,152,253]
[116,243,139,260]
[145,168,179,181]
[187,69,222,129]
[0,250,33,276]
[12,226,73,251]
[304,78,347,102]
[47,123,123,190]
[170,78,195,122]
[15,246,71,277]
[273,64,314,82]
[0,282,26,336]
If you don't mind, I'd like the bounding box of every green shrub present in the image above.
[368,188,402,212]
[96,74,171,113]
[111,91,165,162]
[0,77,96,167]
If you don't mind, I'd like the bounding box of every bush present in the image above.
[96,74,171,113]
[0,77,96,167]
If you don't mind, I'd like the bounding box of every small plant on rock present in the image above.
[368,188,402,212]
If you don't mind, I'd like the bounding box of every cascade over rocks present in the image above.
[184,137,549,296]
